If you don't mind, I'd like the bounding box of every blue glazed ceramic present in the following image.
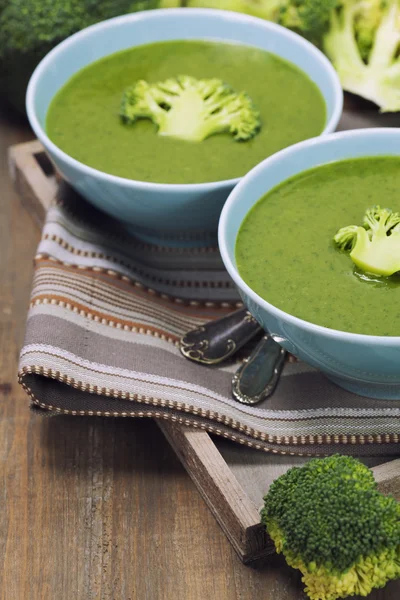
[218,128,400,400]
[26,8,343,247]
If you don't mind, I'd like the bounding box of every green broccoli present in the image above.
[0,0,157,114]
[278,0,340,46]
[261,455,400,600]
[323,0,400,112]
[170,0,400,111]
[182,0,283,21]
[185,0,337,45]
[353,0,388,60]
[334,205,400,277]
[120,75,261,142]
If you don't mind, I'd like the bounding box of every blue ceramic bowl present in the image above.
[26,8,343,247]
[219,128,400,400]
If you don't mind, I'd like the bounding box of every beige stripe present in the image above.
[36,249,233,290]
[19,349,400,436]
[34,259,241,312]
[30,295,181,343]
[42,232,226,280]
[32,281,200,334]
[27,302,191,356]
[33,273,207,331]
[26,303,241,375]
[19,368,400,448]
[33,265,225,318]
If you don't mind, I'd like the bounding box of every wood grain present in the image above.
[159,421,274,564]
[10,136,400,568]
[1,102,400,599]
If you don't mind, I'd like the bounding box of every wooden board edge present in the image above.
[158,421,275,564]
[373,458,400,499]
[8,139,57,227]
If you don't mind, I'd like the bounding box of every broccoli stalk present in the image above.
[120,75,261,142]
[261,455,400,600]
[323,0,400,112]
[334,205,400,276]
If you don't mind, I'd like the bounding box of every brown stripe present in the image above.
[33,272,205,330]
[34,259,240,316]
[30,295,181,342]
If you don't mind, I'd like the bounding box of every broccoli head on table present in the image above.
[323,0,400,112]
[177,0,400,111]
[261,455,400,600]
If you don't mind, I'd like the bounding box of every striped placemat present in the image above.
[18,189,400,457]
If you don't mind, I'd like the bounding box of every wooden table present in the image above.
[1,104,399,600]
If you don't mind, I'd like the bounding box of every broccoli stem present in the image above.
[324,3,367,91]
[158,87,209,141]
[350,225,400,276]
[369,0,400,70]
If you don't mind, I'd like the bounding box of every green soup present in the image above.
[236,157,400,337]
[46,40,326,184]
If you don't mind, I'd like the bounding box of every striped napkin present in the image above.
[18,183,400,457]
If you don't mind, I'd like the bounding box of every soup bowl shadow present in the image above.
[26,8,342,247]
[218,128,400,400]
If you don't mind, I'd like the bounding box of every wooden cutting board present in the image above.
[8,125,400,564]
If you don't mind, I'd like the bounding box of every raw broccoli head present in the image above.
[279,0,340,45]
[323,0,400,112]
[183,0,283,22]
[334,204,400,276]
[0,0,153,56]
[120,75,261,142]
[0,0,156,113]
[261,455,400,600]
[186,0,338,45]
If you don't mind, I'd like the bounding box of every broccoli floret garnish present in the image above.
[334,205,400,276]
[261,455,400,600]
[323,0,400,112]
[120,75,261,143]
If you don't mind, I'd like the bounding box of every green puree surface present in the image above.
[46,40,326,184]
[236,157,400,337]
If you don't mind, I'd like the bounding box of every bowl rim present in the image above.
[26,7,343,192]
[218,127,400,345]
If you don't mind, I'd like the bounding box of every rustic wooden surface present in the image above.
[10,138,400,568]
[1,104,400,599]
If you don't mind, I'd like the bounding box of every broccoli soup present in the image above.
[235,156,400,337]
[46,40,326,184]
